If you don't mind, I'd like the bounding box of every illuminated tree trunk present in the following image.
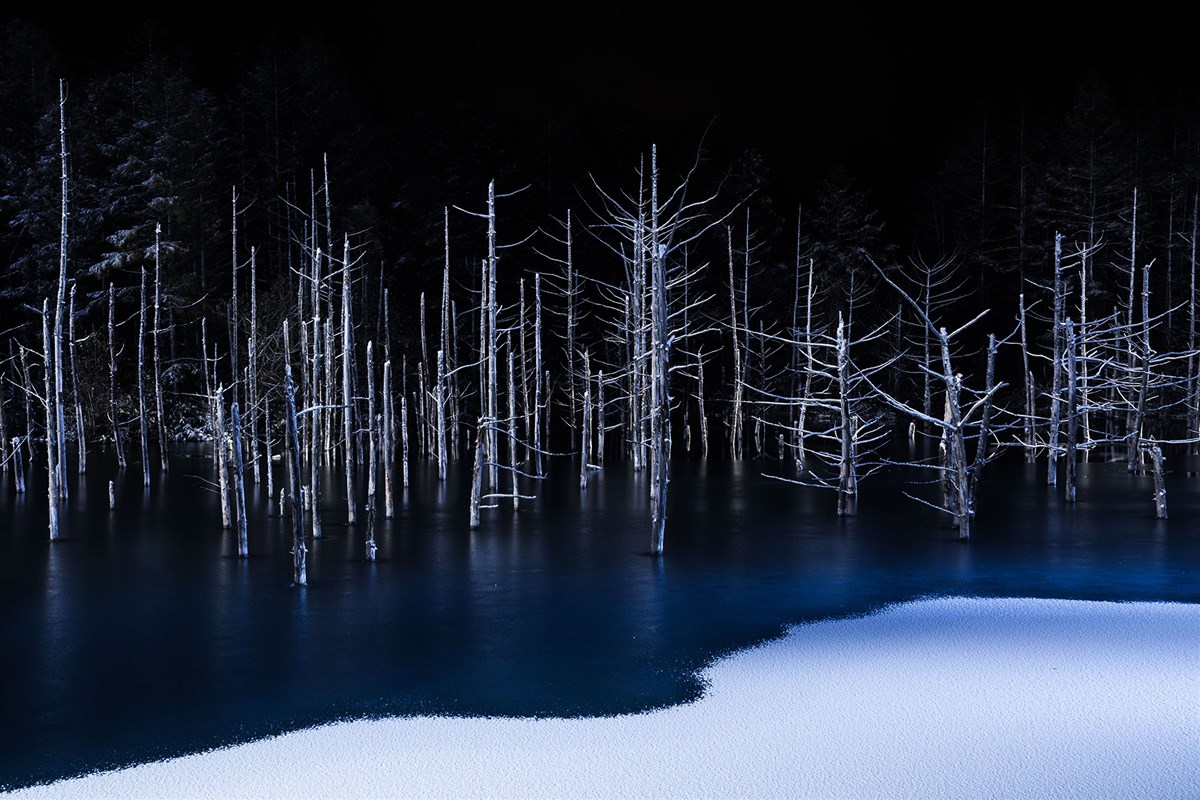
[53,81,68,498]
[580,348,591,490]
[342,235,356,524]
[153,224,169,472]
[139,264,150,487]
[284,364,307,586]
[43,300,60,541]
[231,401,248,558]
[69,283,85,474]
[215,385,231,530]
[436,348,447,482]
[383,359,394,519]
[1048,233,1064,486]
[727,228,744,460]
[367,341,377,498]
[310,321,323,540]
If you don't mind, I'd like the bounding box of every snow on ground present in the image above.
[8,596,1198,799]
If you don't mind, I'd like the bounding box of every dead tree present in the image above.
[231,401,249,557]
[284,363,307,586]
[138,263,150,487]
[153,224,169,472]
[42,300,60,541]
[69,283,85,474]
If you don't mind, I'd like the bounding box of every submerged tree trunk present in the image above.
[138,264,150,487]
[383,359,395,519]
[154,224,169,472]
[342,236,356,524]
[580,348,591,490]
[43,300,60,542]
[69,283,85,474]
[109,283,126,469]
[215,385,231,530]
[284,364,307,586]
[231,401,249,558]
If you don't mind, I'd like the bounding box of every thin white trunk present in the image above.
[54,81,68,499]
[139,264,150,487]
[69,283,85,473]
[469,419,483,529]
[248,247,260,483]
[231,401,248,558]
[383,359,394,518]
[284,363,307,586]
[43,300,60,541]
[367,341,377,498]
[1048,234,1063,486]
[311,324,323,540]
[534,273,543,476]
[507,339,518,511]
[580,348,591,490]
[342,235,356,524]
[436,348,447,482]
[108,284,124,472]
[154,223,169,472]
[728,228,743,460]
[648,148,669,556]
[215,384,231,530]
[400,394,409,489]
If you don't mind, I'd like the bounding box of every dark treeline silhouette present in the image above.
[2,19,1198,552]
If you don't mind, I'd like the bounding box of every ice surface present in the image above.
[7,596,1198,799]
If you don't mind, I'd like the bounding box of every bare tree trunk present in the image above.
[14,436,26,494]
[54,81,68,499]
[1018,291,1035,462]
[1128,264,1152,473]
[520,278,531,452]
[836,315,854,517]
[215,385,231,530]
[597,370,606,465]
[367,341,377,498]
[139,264,150,487]
[1147,443,1167,519]
[248,247,260,484]
[311,328,323,540]
[565,210,577,450]
[648,147,670,556]
[69,283,85,474]
[1065,320,1078,502]
[534,273,544,476]
[342,236,356,525]
[153,224,169,472]
[969,333,998,513]
[284,364,307,586]
[580,348,591,490]
[231,401,249,557]
[43,300,60,541]
[697,348,708,459]
[486,182,499,491]
[0,368,8,474]
[264,392,274,504]
[507,339,519,511]
[383,359,394,518]
[727,228,743,460]
[1048,233,1064,486]
[230,187,240,403]
[469,419,483,529]
[400,394,409,489]
[434,346,447,482]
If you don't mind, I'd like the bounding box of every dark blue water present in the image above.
[2,445,1198,790]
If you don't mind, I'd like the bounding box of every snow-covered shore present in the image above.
[7,596,1198,799]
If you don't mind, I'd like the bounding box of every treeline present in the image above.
[2,20,1199,559]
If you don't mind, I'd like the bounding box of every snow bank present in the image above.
[8,596,1198,799]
